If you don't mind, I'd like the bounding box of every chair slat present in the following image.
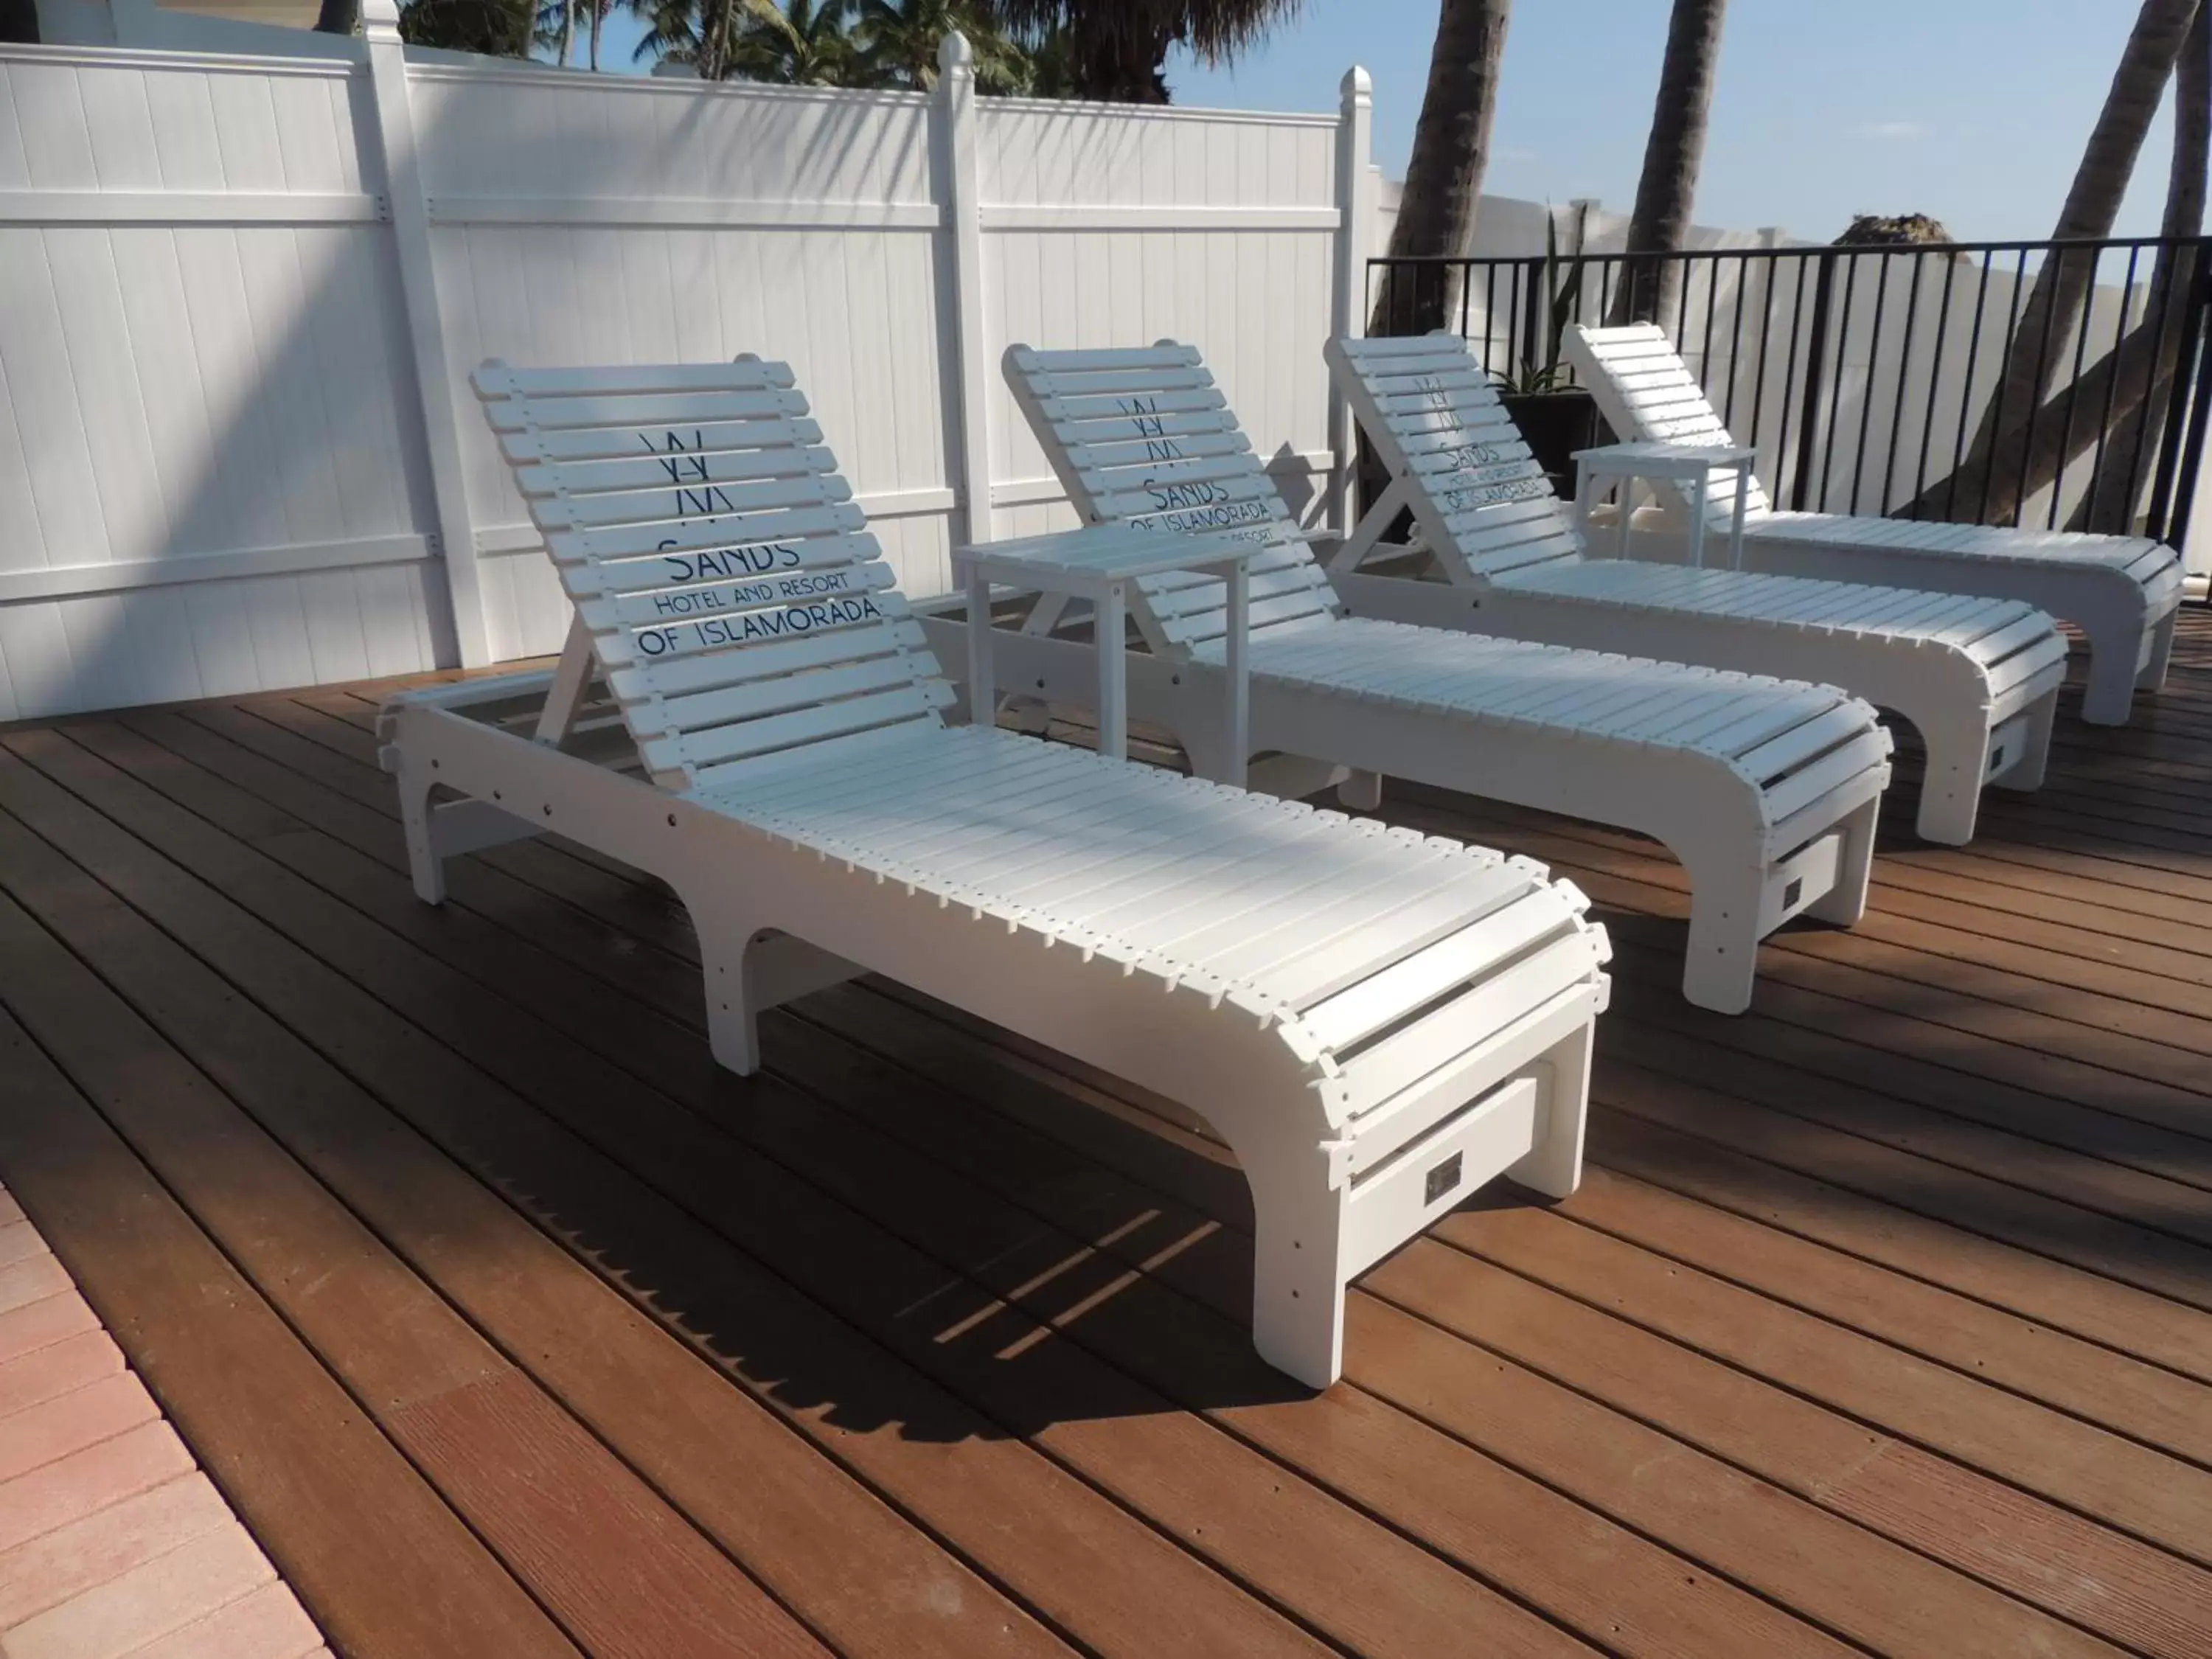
[472,358,952,791]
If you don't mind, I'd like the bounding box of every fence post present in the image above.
[937,32,994,550]
[1328,65,1374,534]
[361,0,490,667]
[1790,247,1839,512]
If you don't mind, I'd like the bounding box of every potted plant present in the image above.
[1491,209,1611,496]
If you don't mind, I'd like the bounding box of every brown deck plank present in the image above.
[0,611,2200,1658]
[768,997,2147,1659]
[0,998,571,1659]
[181,681,2115,1655]
[0,732,1264,1659]
[0,785,830,1659]
[9,729,1077,1659]
[1402,796,2212,1112]
[1557,1145,2212,1467]
[804,986,2197,1658]
[0,726,1406,1659]
[46,745,1848,1659]
[69,712,1858,1659]
[47,726,1628,1659]
[86,703,2159,1659]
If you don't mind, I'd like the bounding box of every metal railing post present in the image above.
[1790,249,1839,512]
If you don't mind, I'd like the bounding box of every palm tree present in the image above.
[1605,0,1727,330]
[1368,0,1512,335]
[1925,0,2198,521]
[729,0,869,84]
[1021,20,1078,95]
[996,1,1303,103]
[398,0,535,55]
[2078,0,2208,527]
[856,0,1027,91]
[629,0,700,66]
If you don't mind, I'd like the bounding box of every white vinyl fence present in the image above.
[0,11,1378,720]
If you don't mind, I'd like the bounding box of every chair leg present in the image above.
[397,769,448,906]
[1805,796,1879,927]
[1245,1153,1350,1389]
[1679,858,1767,1015]
[2080,630,2141,726]
[1910,706,1993,846]
[695,904,766,1076]
[1337,771,1383,811]
[1991,689,2056,795]
[2138,607,2180,694]
[1506,1024,1592,1199]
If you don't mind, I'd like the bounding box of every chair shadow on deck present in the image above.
[431,653,2212,1453]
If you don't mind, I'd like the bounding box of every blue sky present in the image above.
[590,1,2185,243]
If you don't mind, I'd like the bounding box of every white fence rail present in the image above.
[0,14,1376,719]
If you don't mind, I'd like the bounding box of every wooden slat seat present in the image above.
[1328,331,2071,847]
[1563,320,2187,724]
[972,341,1897,1018]
[372,355,1614,1390]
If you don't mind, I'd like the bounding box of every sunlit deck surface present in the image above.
[1,612,2209,1659]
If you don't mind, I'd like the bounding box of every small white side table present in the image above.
[1572,440,1759,571]
[952,523,1258,787]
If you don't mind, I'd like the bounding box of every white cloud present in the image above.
[1863,120,1927,142]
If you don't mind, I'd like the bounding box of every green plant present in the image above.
[1489,206,1589,395]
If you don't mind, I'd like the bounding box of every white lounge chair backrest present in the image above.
[1326,333,1590,583]
[1562,322,1775,526]
[1003,342,1343,653]
[474,358,954,793]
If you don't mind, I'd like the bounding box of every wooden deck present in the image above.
[0,613,2209,1658]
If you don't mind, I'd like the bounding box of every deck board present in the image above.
[0,612,2208,1657]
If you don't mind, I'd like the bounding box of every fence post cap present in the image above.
[939,30,973,74]
[1340,66,1371,102]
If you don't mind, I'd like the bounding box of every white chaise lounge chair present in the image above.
[1562,321,2187,725]
[375,355,1613,1388]
[1326,332,2068,846]
[956,342,1896,1017]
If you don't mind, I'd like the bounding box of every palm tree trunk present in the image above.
[311,0,358,32]
[588,0,604,67]
[2074,0,2209,529]
[1605,0,1726,330]
[1368,0,1512,335]
[1921,0,2197,522]
[698,0,732,78]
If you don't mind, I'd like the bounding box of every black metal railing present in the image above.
[1366,237,2212,560]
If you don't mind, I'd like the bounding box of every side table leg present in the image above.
[965,565,995,728]
[1730,462,1750,570]
[1098,580,1128,763]
[1222,560,1249,789]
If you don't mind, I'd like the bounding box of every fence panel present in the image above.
[0,32,1367,716]
[0,47,442,721]
[976,100,1341,542]
[410,68,955,661]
